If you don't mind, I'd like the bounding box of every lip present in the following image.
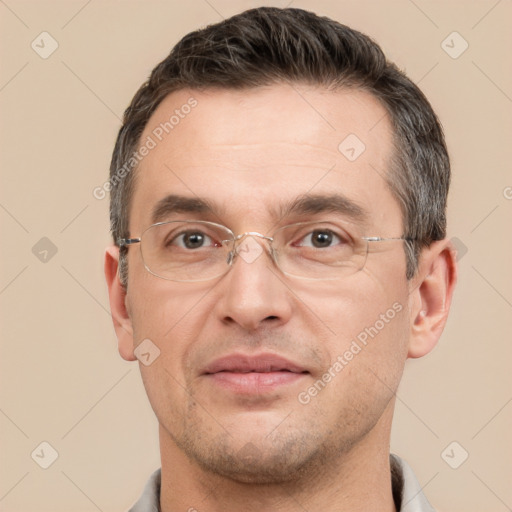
[201,353,309,394]
[202,352,308,374]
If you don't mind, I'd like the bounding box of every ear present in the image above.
[104,245,136,361]
[407,239,457,358]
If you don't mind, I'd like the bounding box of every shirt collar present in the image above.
[390,454,436,511]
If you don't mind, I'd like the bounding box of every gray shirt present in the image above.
[128,454,435,512]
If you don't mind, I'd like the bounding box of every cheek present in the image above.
[292,271,410,399]
[128,272,208,339]
[127,275,225,392]
[292,269,407,341]
[128,281,208,433]
[339,291,409,400]
[312,291,409,426]
[126,280,204,396]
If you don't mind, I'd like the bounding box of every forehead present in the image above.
[129,84,401,233]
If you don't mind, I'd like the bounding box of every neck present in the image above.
[159,406,397,512]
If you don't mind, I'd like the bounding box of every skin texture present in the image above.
[105,84,457,511]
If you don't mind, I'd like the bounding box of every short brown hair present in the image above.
[109,7,450,285]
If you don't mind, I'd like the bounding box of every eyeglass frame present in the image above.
[117,219,414,282]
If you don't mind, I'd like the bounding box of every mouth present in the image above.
[201,353,309,394]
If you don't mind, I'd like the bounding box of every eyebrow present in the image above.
[150,192,368,226]
[277,193,369,225]
[151,195,219,224]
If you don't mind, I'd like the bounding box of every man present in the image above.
[104,7,457,511]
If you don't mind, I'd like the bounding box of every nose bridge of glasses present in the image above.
[234,232,273,252]
[234,231,273,243]
[223,231,275,265]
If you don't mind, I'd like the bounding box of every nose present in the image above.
[214,234,293,332]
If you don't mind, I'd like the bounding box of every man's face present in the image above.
[124,84,412,482]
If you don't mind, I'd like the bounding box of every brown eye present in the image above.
[310,230,334,248]
[183,232,206,249]
[171,231,214,249]
[297,229,343,248]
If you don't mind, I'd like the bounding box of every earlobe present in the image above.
[104,246,136,361]
[407,239,457,359]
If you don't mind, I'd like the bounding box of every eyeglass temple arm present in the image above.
[363,236,415,242]
[117,238,141,247]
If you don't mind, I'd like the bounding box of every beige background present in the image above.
[1,1,511,511]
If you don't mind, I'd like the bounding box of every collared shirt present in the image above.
[128,454,435,512]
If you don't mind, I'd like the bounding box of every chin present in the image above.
[178,429,328,485]
[195,451,312,484]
